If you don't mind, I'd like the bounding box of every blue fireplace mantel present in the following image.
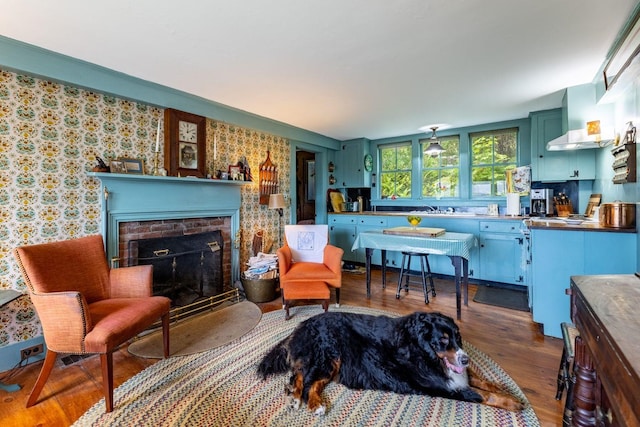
[88,172,248,283]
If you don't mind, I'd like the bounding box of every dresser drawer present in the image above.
[329,215,358,225]
[358,217,387,227]
[479,221,520,233]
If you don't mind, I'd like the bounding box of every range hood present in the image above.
[546,84,614,151]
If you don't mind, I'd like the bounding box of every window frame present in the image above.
[470,127,518,198]
[378,142,413,199]
[420,134,461,199]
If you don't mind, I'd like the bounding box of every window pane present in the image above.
[421,135,460,198]
[379,143,412,198]
[471,128,517,197]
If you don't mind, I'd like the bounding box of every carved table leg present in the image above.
[572,335,597,426]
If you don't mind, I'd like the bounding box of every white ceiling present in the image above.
[1,0,638,141]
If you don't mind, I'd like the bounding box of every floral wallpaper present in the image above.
[0,68,290,348]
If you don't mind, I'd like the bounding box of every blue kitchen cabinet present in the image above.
[479,221,526,286]
[531,229,636,338]
[530,108,595,181]
[335,138,371,188]
[328,215,358,262]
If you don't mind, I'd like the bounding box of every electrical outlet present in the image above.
[20,344,44,361]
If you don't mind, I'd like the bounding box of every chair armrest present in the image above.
[323,244,344,275]
[109,265,153,298]
[29,291,92,353]
[277,245,293,277]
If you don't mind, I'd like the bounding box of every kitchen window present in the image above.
[471,128,517,197]
[421,134,460,198]
[379,142,412,198]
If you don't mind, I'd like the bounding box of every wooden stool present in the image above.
[555,322,579,426]
[396,252,436,304]
[282,281,330,320]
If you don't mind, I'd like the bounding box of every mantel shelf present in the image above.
[87,172,253,186]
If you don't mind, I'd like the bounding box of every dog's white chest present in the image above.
[447,370,469,391]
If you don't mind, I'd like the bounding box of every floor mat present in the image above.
[473,285,529,312]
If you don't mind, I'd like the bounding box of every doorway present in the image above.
[296,150,315,223]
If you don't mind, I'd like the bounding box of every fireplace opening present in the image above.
[127,231,224,307]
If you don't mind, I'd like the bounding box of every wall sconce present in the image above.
[328,161,335,172]
[268,193,286,248]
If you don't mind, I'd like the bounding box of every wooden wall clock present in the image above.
[164,108,206,177]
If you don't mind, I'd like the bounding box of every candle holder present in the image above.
[152,151,160,176]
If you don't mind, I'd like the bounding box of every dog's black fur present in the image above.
[257,311,523,415]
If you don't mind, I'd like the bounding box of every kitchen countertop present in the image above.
[328,211,637,232]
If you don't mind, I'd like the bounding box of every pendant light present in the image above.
[424,126,445,156]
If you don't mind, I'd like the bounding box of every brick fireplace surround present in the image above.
[89,173,246,287]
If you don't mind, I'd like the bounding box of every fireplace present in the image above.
[127,230,224,306]
[90,173,246,295]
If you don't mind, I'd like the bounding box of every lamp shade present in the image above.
[268,193,286,209]
[423,126,445,156]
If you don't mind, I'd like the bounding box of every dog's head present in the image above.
[408,312,470,377]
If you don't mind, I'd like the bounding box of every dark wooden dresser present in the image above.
[570,275,640,426]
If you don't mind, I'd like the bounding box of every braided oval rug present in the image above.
[73,305,540,427]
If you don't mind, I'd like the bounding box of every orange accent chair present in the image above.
[14,235,171,413]
[277,225,344,313]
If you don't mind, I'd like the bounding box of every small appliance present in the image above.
[530,189,554,216]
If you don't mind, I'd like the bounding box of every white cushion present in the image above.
[284,225,328,263]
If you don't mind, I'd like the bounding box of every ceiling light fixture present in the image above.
[424,126,445,156]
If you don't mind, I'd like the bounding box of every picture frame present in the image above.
[119,158,145,174]
[109,160,126,174]
[228,164,244,181]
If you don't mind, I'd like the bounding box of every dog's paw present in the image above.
[287,396,301,410]
[313,405,326,416]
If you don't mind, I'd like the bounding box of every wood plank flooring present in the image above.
[0,269,564,426]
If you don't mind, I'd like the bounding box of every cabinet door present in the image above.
[531,229,584,338]
[479,233,523,284]
[531,109,595,180]
[329,224,357,262]
[336,139,370,188]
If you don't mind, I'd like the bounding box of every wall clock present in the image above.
[364,154,373,172]
[164,108,206,177]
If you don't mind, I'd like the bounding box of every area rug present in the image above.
[473,285,530,312]
[74,305,540,427]
[128,300,262,358]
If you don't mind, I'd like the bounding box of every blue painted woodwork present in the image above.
[89,173,247,284]
[531,228,637,338]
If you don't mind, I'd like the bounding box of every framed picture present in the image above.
[109,160,126,174]
[178,142,197,170]
[164,108,206,177]
[228,164,244,181]
[120,158,145,174]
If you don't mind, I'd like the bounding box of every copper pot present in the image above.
[599,202,636,228]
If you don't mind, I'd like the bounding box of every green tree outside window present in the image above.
[380,143,412,198]
[471,128,517,197]
[421,135,460,198]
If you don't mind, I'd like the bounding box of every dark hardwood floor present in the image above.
[0,269,564,426]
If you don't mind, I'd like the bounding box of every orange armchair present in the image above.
[14,235,171,413]
[277,225,344,305]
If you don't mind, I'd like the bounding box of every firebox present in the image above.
[127,231,224,307]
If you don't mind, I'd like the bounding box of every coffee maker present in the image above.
[530,189,554,216]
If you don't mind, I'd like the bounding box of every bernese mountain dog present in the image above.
[257,311,524,415]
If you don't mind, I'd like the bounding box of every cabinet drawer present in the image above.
[479,221,520,233]
[329,215,358,225]
[358,217,387,227]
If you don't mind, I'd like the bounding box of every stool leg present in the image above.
[425,255,436,297]
[420,255,429,304]
[403,255,411,292]
[555,346,568,400]
[396,253,408,299]
[563,360,576,426]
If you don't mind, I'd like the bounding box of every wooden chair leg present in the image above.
[322,300,329,312]
[334,288,340,307]
[26,349,58,408]
[162,312,170,358]
[100,352,114,412]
